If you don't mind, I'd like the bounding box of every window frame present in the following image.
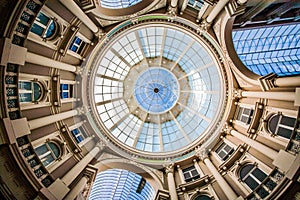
[215,142,234,161]
[239,164,268,191]
[60,83,74,100]
[182,165,200,182]
[70,128,85,144]
[235,106,254,125]
[268,114,296,139]
[34,142,61,167]
[31,11,57,39]
[18,80,43,103]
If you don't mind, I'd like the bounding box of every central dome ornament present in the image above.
[134,67,180,114]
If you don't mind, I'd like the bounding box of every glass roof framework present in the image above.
[232,23,300,76]
[89,169,155,200]
[92,24,224,153]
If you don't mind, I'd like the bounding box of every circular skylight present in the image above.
[90,22,225,154]
[134,67,179,114]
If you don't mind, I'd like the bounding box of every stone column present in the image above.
[64,176,89,200]
[197,149,238,200]
[275,76,300,87]
[62,146,100,186]
[241,91,295,101]
[259,74,300,90]
[59,0,98,33]
[25,52,77,72]
[206,0,230,23]
[46,146,101,200]
[177,165,186,184]
[28,109,79,130]
[229,129,277,160]
[165,164,178,200]
[170,0,179,8]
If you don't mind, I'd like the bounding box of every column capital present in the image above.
[233,88,243,98]
[222,123,233,134]
[97,139,106,151]
[164,163,175,174]
[76,106,91,115]
[76,66,84,75]
[167,6,177,21]
[96,29,106,40]
[195,148,209,161]
[199,20,210,32]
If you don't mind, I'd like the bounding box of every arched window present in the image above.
[31,11,57,39]
[194,195,211,200]
[268,114,296,139]
[240,164,267,191]
[18,81,43,102]
[232,23,300,76]
[34,142,61,167]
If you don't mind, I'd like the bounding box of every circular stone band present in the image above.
[133,67,180,114]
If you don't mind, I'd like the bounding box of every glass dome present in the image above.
[134,67,180,114]
[90,22,225,154]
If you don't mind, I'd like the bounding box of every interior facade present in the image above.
[0,0,299,199]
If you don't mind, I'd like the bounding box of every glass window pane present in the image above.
[244,176,259,190]
[48,142,60,158]
[33,83,41,101]
[45,21,56,38]
[252,168,267,182]
[37,12,50,26]
[240,164,254,179]
[31,23,44,36]
[35,144,48,156]
[195,195,211,200]
[19,81,31,90]
[42,154,54,166]
[268,115,279,134]
[277,127,293,139]
[19,93,32,102]
[281,116,296,127]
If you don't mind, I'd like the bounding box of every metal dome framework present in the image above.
[84,15,232,163]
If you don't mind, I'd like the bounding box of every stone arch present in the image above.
[94,156,164,192]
